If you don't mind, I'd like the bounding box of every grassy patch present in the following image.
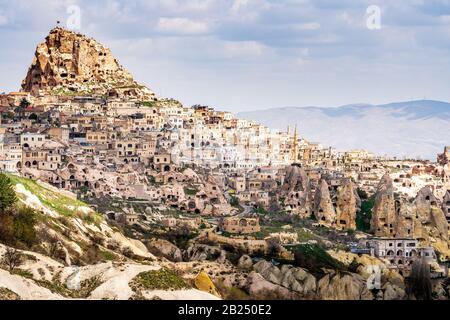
[293,243,347,273]
[70,276,103,299]
[34,275,103,298]
[141,101,157,108]
[7,174,102,225]
[33,278,73,297]
[297,228,317,242]
[130,268,190,291]
[184,187,199,196]
[11,269,34,279]
[98,250,118,262]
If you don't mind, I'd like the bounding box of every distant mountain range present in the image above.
[237,100,450,160]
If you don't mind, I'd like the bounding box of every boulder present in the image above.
[184,244,227,263]
[194,271,221,298]
[316,271,373,300]
[382,283,406,300]
[253,260,316,297]
[245,272,295,300]
[237,255,253,270]
[146,239,182,262]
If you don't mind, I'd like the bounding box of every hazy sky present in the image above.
[1,0,450,112]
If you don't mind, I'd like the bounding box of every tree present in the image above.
[0,173,17,213]
[13,206,37,247]
[15,98,31,119]
[19,98,31,109]
[2,247,23,271]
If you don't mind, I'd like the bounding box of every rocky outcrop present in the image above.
[412,186,449,244]
[381,283,406,300]
[370,175,450,258]
[443,190,450,221]
[317,271,373,300]
[252,260,316,297]
[335,179,357,230]
[244,272,295,299]
[314,179,336,227]
[184,244,227,263]
[194,271,221,298]
[371,173,397,237]
[146,239,182,262]
[283,165,309,193]
[237,255,253,270]
[437,146,450,166]
[329,250,407,300]
[282,165,312,218]
[22,27,156,100]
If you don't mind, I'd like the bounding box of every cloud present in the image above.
[223,40,267,58]
[293,22,321,30]
[0,13,8,26]
[1,0,450,111]
[156,17,211,35]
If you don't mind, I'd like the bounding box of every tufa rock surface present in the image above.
[335,179,357,230]
[314,179,336,227]
[282,165,312,218]
[370,174,450,258]
[22,27,157,100]
[370,173,397,237]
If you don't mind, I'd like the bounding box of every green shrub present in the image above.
[0,206,37,248]
[230,196,240,208]
[0,173,17,212]
[0,214,15,244]
[184,187,198,196]
[293,244,347,273]
[130,268,189,291]
[356,195,375,232]
[11,269,33,279]
[253,206,268,215]
[98,250,118,262]
[13,207,37,247]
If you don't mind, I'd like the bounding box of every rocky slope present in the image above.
[0,175,217,300]
[22,27,157,100]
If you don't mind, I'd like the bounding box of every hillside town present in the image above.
[1,27,450,301]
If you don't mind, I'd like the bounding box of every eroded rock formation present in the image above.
[411,186,448,245]
[370,174,450,258]
[314,179,336,227]
[371,173,397,237]
[282,165,312,217]
[335,179,357,230]
[22,27,157,100]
